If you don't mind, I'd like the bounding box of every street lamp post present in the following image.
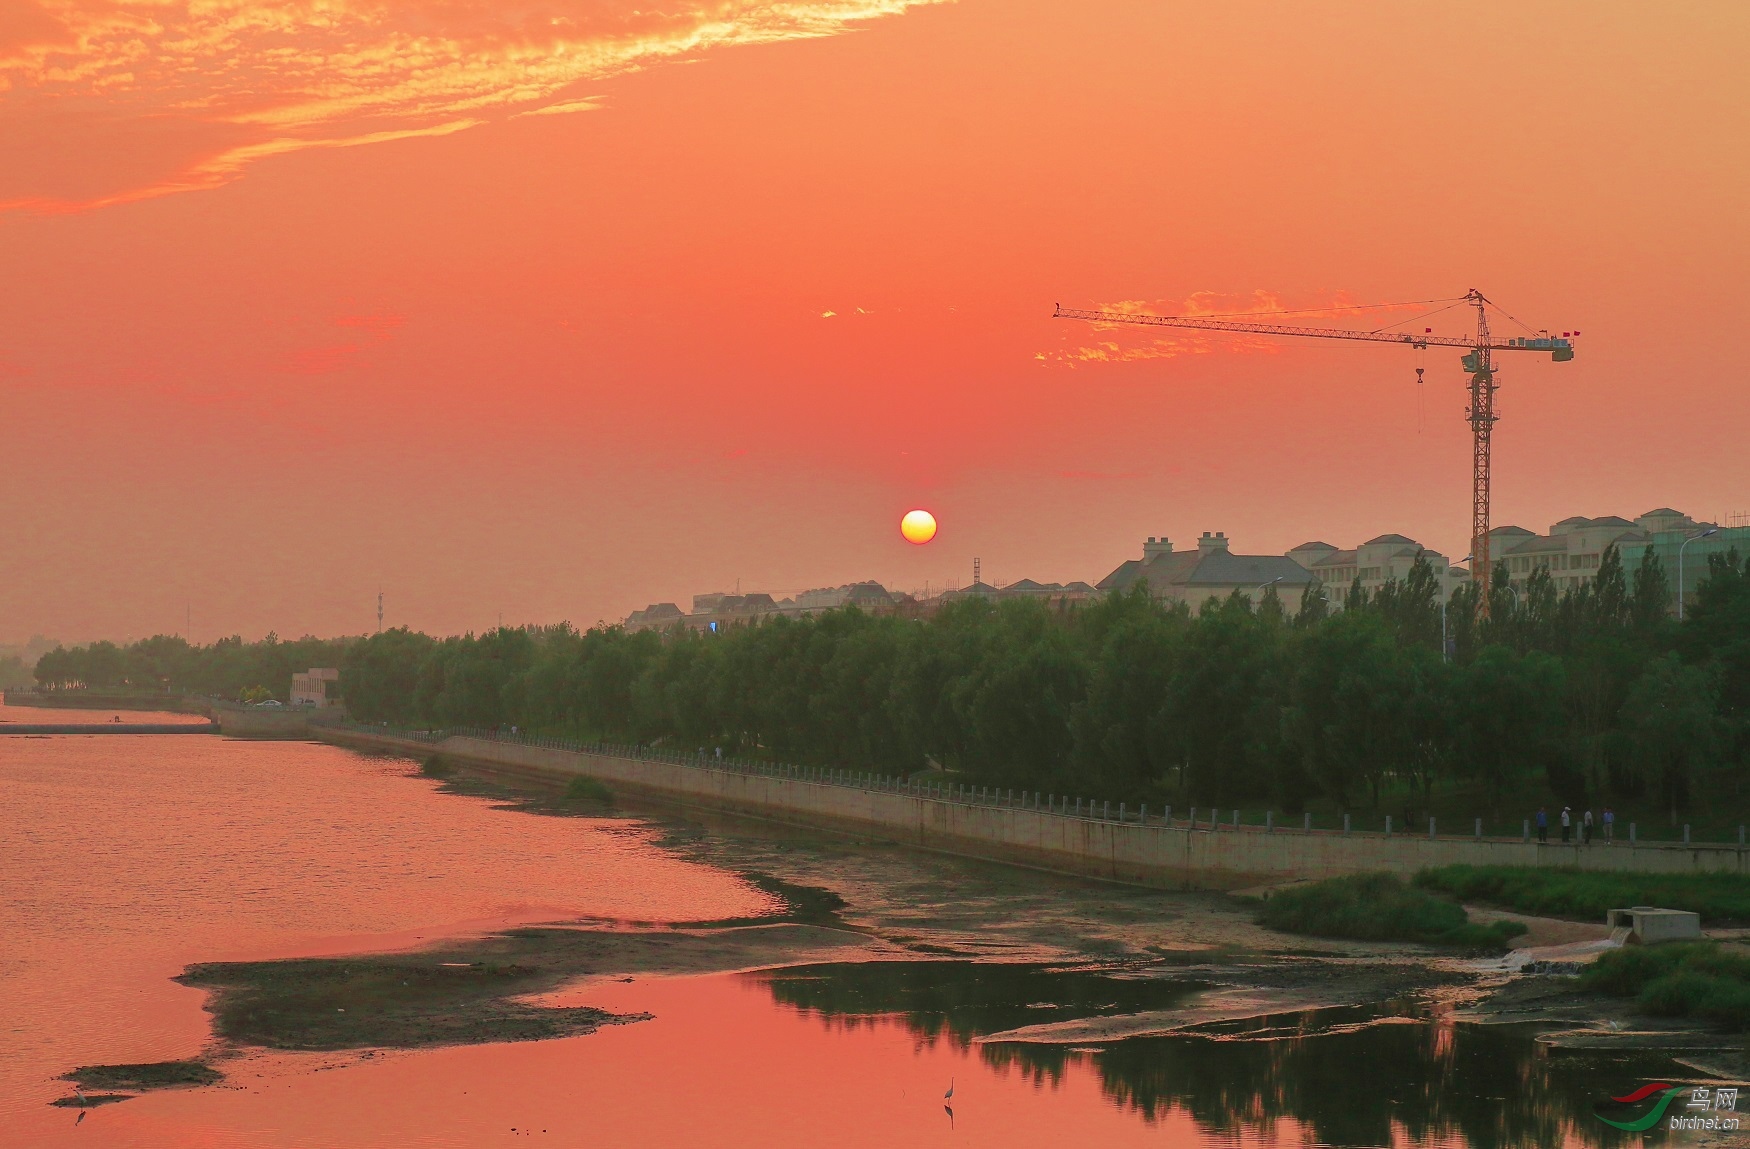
[1500,581,1522,629]
[1678,529,1719,621]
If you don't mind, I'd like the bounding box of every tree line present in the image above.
[31,633,352,704]
[29,547,1750,818]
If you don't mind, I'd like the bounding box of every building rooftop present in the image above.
[1184,553,1315,587]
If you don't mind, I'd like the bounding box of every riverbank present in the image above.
[320,725,1750,891]
[18,727,1743,1148]
[128,746,1747,1116]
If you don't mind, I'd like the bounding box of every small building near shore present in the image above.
[290,667,340,708]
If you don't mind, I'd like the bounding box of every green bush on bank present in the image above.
[1255,873,1527,951]
[561,776,612,803]
[1580,941,1750,1029]
[1415,865,1750,925]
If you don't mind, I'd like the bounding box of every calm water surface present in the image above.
[0,706,1671,1147]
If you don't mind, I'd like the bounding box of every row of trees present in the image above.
[29,547,1750,817]
[31,633,353,703]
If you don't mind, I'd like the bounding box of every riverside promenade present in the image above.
[319,724,1750,890]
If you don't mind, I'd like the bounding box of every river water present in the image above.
[0,704,1679,1147]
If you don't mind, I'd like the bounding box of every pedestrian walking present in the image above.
[1536,807,1549,843]
[1560,807,1572,843]
[1583,808,1594,845]
[1603,807,1615,844]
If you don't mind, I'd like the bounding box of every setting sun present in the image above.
[900,509,937,545]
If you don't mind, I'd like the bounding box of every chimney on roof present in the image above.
[1143,536,1173,560]
[1198,531,1229,554]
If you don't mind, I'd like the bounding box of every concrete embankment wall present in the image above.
[318,727,1750,890]
[212,705,319,739]
[2,690,214,716]
[2,692,339,738]
[0,723,216,735]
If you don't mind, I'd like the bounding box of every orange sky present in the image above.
[2,0,1747,642]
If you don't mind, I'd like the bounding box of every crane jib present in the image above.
[1051,307,1575,359]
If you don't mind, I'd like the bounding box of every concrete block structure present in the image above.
[290,667,339,708]
[1607,906,1704,944]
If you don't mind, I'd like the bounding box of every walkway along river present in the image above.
[322,723,1750,889]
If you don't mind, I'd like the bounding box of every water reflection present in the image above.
[759,961,1202,1054]
[756,961,1672,1148]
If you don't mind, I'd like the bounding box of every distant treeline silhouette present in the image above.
[32,632,351,705]
[32,547,1750,817]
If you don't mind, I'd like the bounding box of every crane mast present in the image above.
[1466,296,1497,614]
[1053,289,1575,620]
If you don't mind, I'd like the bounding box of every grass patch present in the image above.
[62,1061,221,1091]
[1415,865,1750,925]
[1256,873,1527,952]
[561,775,612,804]
[1579,941,1750,1030]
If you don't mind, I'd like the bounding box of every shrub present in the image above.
[419,756,454,779]
[562,776,611,803]
[1581,941,1750,1030]
[1415,865,1750,925]
[1256,873,1527,951]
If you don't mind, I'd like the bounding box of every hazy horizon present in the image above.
[4,1,1746,645]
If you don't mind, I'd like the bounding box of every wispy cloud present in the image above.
[0,0,945,212]
[1042,289,1433,367]
[280,311,405,374]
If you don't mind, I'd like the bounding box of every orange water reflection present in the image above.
[18,972,1327,1149]
[0,724,768,1138]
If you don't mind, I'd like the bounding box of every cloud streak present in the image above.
[1042,290,1440,367]
[0,0,944,211]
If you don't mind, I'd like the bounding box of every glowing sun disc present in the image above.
[900,509,937,545]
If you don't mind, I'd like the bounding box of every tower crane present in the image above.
[1053,289,1576,618]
